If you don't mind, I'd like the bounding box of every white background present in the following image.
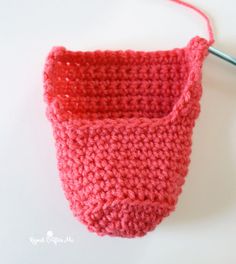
[0,0,235,263]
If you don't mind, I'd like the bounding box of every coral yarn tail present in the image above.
[170,0,215,45]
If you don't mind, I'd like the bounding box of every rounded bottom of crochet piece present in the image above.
[70,201,173,238]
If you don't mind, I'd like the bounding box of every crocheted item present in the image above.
[43,1,214,237]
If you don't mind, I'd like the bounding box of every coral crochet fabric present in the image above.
[43,36,211,237]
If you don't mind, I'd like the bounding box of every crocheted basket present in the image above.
[43,36,210,237]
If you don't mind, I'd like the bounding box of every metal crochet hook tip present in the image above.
[208,46,236,66]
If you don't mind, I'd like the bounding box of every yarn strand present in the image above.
[170,0,215,45]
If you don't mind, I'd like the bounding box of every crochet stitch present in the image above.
[43,1,214,237]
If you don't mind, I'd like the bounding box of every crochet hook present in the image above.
[208,46,236,66]
[171,1,236,67]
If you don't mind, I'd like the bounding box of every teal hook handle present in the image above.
[208,46,236,66]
